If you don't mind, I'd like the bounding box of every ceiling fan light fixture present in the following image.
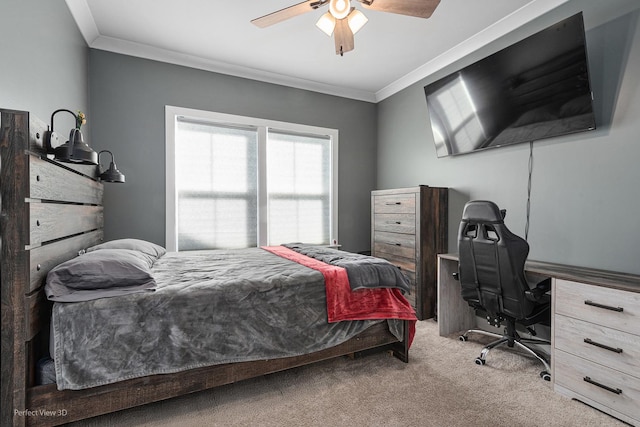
[347,9,368,34]
[316,12,336,36]
[329,0,350,20]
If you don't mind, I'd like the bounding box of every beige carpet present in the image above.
[70,320,625,427]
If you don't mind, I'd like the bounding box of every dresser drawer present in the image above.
[554,350,640,422]
[373,194,416,214]
[373,231,416,260]
[555,279,640,335]
[373,213,416,234]
[374,251,415,274]
[554,314,640,379]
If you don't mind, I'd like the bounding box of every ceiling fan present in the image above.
[251,0,441,56]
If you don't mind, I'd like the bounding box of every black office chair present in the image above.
[454,200,552,381]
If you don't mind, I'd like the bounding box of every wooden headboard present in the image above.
[0,109,104,426]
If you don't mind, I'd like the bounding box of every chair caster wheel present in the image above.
[459,335,468,342]
[475,358,485,366]
[540,371,551,381]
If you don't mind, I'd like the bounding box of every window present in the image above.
[166,106,338,251]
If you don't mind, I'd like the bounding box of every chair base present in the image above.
[459,329,552,381]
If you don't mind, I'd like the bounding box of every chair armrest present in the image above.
[525,277,551,302]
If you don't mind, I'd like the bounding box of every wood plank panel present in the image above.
[24,291,45,342]
[29,157,102,204]
[29,230,104,293]
[418,186,448,321]
[1,109,30,427]
[29,203,103,246]
[28,115,46,156]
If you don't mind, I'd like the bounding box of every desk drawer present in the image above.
[373,213,416,234]
[373,194,416,214]
[554,314,640,379]
[555,279,640,335]
[554,350,640,422]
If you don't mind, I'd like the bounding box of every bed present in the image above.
[1,109,415,426]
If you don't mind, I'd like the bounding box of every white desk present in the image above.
[437,253,640,426]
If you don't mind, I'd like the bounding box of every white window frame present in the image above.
[165,105,339,251]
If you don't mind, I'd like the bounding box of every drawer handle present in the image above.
[584,300,623,312]
[583,338,623,354]
[583,376,622,395]
[385,202,401,205]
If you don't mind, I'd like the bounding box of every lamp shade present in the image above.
[316,12,336,36]
[347,9,368,34]
[98,150,126,183]
[45,109,98,165]
[54,128,98,165]
[329,0,350,19]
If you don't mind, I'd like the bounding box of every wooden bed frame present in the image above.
[1,109,410,427]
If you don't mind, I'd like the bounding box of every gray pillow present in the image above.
[87,238,166,261]
[45,249,157,302]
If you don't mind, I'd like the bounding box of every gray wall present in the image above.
[377,4,640,274]
[5,0,639,273]
[0,0,89,131]
[89,51,377,253]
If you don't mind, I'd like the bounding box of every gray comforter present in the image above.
[52,248,404,390]
[284,243,410,293]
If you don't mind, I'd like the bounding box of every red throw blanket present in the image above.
[262,246,416,347]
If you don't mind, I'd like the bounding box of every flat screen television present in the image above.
[424,12,596,157]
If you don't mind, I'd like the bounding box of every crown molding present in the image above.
[65,0,100,45]
[90,35,377,102]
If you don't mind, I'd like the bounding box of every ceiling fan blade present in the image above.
[358,0,440,19]
[251,0,328,28]
[334,18,354,56]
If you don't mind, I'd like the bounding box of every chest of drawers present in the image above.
[553,278,640,425]
[371,186,448,319]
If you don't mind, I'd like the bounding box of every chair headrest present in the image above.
[462,200,505,223]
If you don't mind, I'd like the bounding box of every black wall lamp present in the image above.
[98,150,125,183]
[44,109,98,165]
[43,109,126,183]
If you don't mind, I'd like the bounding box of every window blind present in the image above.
[171,111,336,251]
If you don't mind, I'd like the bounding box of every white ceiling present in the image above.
[66,0,603,102]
